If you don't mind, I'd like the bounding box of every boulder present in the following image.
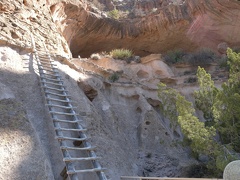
[223,160,240,180]
[218,42,229,54]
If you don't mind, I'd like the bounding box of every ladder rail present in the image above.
[31,34,107,180]
[42,42,107,180]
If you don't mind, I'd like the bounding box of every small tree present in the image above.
[176,94,216,155]
[158,82,216,155]
[194,66,218,122]
[158,83,179,128]
[107,9,120,19]
[213,48,240,151]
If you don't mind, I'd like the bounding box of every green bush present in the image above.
[164,49,186,64]
[108,73,119,82]
[188,49,216,65]
[110,49,133,60]
[164,49,218,66]
[107,9,120,19]
[218,56,229,70]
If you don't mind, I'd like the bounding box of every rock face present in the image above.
[50,0,240,58]
[0,46,56,179]
[0,0,237,179]
[0,99,53,180]
[223,160,240,180]
[0,0,70,57]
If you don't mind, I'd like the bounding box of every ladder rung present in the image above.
[38,58,54,63]
[39,62,56,67]
[39,64,57,69]
[39,72,61,78]
[60,146,96,151]
[41,77,63,82]
[56,136,88,141]
[37,54,51,57]
[54,127,87,132]
[49,111,78,116]
[45,91,71,98]
[39,68,57,73]
[67,168,106,174]
[40,61,56,66]
[40,81,63,86]
[41,86,67,92]
[36,56,54,61]
[46,97,71,103]
[53,118,82,123]
[63,157,101,162]
[46,104,75,109]
[39,65,57,70]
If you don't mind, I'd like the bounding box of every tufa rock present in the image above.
[218,42,229,54]
[77,79,98,101]
[223,160,240,180]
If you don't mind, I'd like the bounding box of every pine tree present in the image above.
[194,66,218,122]
[158,48,240,176]
[158,82,179,128]
[213,48,240,151]
[158,82,216,155]
[176,94,216,155]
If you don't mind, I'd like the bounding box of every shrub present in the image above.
[164,49,186,64]
[110,49,133,60]
[107,9,120,19]
[164,48,218,66]
[108,73,119,82]
[185,77,197,83]
[218,56,229,70]
[90,53,101,60]
[188,49,216,65]
[232,46,240,53]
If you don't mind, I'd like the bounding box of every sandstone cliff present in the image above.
[50,0,240,57]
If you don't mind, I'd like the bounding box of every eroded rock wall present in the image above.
[50,0,240,58]
[0,0,70,57]
[0,46,58,179]
[58,73,195,179]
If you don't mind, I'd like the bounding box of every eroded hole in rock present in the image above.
[137,69,149,79]
[146,153,152,158]
[173,130,181,138]
[11,23,17,27]
[147,98,161,107]
[136,107,142,113]
[132,94,140,100]
[77,80,98,101]
[23,0,27,6]
[10,31,19,39]
[145,121,150,125]
[50,4,56,14]
[0,22,6,27]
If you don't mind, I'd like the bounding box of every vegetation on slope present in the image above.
[110,48,133,60]
[158,48,240,177]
